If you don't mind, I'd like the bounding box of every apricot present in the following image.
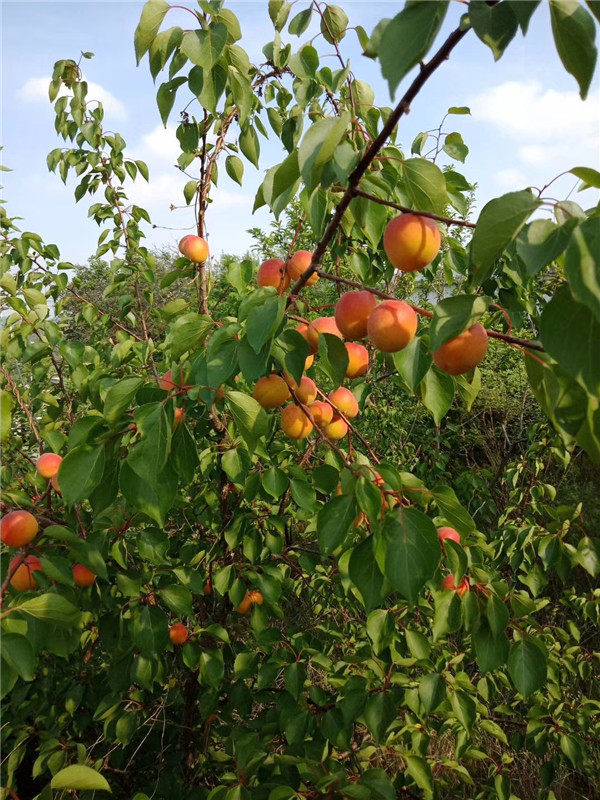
[173,408,185,430]
[203,579,212,596]
[442,574,470,597]
[323,415,349,440]
[295,376,317,406]
[281,405,313,440]
[9,555,42,592]
[73,564,96,587]
[437,527,460,549]
[160,368,186,393]
[306,317,343,353]
[36,453,62,479]
[253,375,291,409]
[310,401,334,427]
[345,342,369,379]
[305,354,314,371]
[179,234,209,263]
[286,250,319,286]
[432,323,488,375]
[334,291,378,340]
[169,623,188,645]
[257,258,290,293]
[51,473,61,494]
[0,510,39,547]
[236,592,254,614]
[367,300,418,353]
[248,589,264,605]
[383,213,441,272]
[328,387,359,419]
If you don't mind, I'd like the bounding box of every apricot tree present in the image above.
[1,1,600,798]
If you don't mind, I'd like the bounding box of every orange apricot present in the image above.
[432,323,488,375]
[51,473,61,494]
[36,453,62,479]
[323,415,349,440]
[442,574,470,597]
[334,291,378,340]
[253,375,291,409]
[203,579,212,596]
[295,376,317,406]
[345,342,369,379]
[437,527,460,549]
[248,590,264,605]
[306,317,343,353]
[173,408,185,430]
[281,405,313,440]
[310,401,334,427]
[286,250,319,286]
[257,258,290,293]
[383,213,441,272]
[169,623,188,645]
[179,234,209,263]
[73,564,96,587]
[236,593,254,614]
[328,387,359,419]
[0,510,39,548]
[367,299,418,353]
[9,555,43,592]
[160,368,186,393]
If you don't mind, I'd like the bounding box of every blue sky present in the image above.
[2,1,599,266]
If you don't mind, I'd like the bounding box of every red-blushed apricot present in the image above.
[328,387,359,419]
[9,555,43,592]
[432,323,488,375]
[286,250,319,286]
[295,376,317,406]
[203,579,212,596]
[305,354,314,371]
[310,401,334,427]
[169,623,188,645]
[257,258,290,293]
[345,342,369,379]
[281,405,313,440]
[442,574,470,596]
[51,473,61,494]
[179,234,209,263]
[73,564,96,587]
[383,213,441,272]
[173,408,185,430]
[367,299,418,353]
[0,510,39,548]
[437,527,461,549]
[160,368,186,393]
[335,291,378,340]
[248,589,264,605]
[323,415,349,440]
[236,592,254,614]
[253,374,291,409]
[36,453,62,479]
[306,317,343,353]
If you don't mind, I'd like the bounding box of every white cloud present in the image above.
[135,125,181,167]
[495,167,526,189]
[19,76,126,120]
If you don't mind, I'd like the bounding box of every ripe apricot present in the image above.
[281,405,313,440]
[169,623,188,645]
[0,510,39,548]
[203,579,212,596]
[323,415,349,440]
[236,593,254,614]
[310,401,334,427]
[179,234,209,263]
[9,555,42,592]
[345,342,369,379]
[383,213,441,272]
[173,408,185,430]
[51,473,61,494]
[335,291,378,340]
[286,250,319,286]
[160,368,186,393]
[442,574,470,596]
[248,590,264,605]
[328,387,359,419]
[437,527,460,549]
[253,375,291,409]
[73,563,96,587]
[257,258,290,293]
[305,354,314,371]
[432,323,488,375]
[367,300,418,353]
[36,453,62,479]
[306,317,343,353]
[295,376,317,406]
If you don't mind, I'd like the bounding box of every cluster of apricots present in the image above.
[438,526,470,596]
[168,587,263,645]
[1,454,97,593]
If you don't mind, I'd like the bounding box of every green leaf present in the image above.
[362,691,396,743]
[508,637,547,697]
[516,218,575,276]
[443,132,469,163]
[180,23,227,69]
[190,61,228,113]
[239,125,260,168]
[451,690,476,733]
[470,0,519,60]
[470,190,541,284]
[317,333,349,389]
[317,494,357,555]
[222,446,250,485]
[225,155,244,186]
[420,367,454,425]
[418,673,446,713]
[167,313,213,360]
[0,390,14,443]
[356,769,395,800]
[349,536,384,612]
[1,634,36,681]
[447,106,471,115]
[225,391,269,450]
[270,0,291,30]
[379,2,449,97]
[564,217,600,321]
[401,158,448,215]
[549,0,598,99]
[128,403,171,485]
[16,594,81,627]
[156,76,187,126]
[375,507,441,605]
[134,0,170,64]
[58,444,105,505]
[104,378,144,427]
[487,593,509,637]
[367,609,395,655]
[159,585,194,616]
[392,337,432,393]
[405,754,434,796]
[429,295,489,351]
[120,461,177,526]
[298,114,349,189]
[263,467,288,498]
[245,294,285,354]
[132,605,169,654]
[432,588,462,639]
[52,765,111,793]
[289,45,319,79]
[577,537,600,576]
[289,6,313,36]
[540,285,600,395]
[431,484,475,534]
[506,1,541,33]
[474,622,509,671]
[320,4,349,43]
